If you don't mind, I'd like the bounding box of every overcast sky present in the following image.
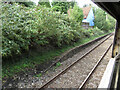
[33,0,98,7]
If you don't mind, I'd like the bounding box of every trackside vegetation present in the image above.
[2,2,115,78]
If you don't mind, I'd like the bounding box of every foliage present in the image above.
[82,27,104,38]
[53,62,61,70]
[38,0,51,8]
[94,8,115,32]
[92,27,104,35]
[2,3,83,59]
[18,2,35,7]
[36,73,42,77]
[56,62,61,67]
[69,4,83,23]
[17,0,35,7]
[107,14,116,30]
[52,0,76,14]
[2,3,32,57]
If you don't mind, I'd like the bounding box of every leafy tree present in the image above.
[18,0,35,7]
[3,0,35,7]
[38,0,51,8]
[52,0,76,14]
[107,14,116,30]
[94,8,115,32]
[92,6,96,16]
[69,4,83,23]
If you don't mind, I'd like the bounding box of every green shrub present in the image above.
[2,3,32,57]
[92,27,104,35]
[82,29,92,38]
[82,27,104,38]
[2,3,84,58]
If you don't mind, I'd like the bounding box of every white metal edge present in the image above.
[98,58,116,89]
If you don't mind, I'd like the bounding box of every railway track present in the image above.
[39,34,113,88]
[78,43,112,89]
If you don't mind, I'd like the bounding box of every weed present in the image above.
[53,62,61,71]
[36,73,42,77]
[56,62,61,67]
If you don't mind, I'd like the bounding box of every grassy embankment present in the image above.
[2,31,113,79]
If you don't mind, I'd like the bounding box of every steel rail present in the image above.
[78,43,113,90]
[42,33,112,74]
[39,34,113,88]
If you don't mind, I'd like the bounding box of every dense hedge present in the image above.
[2,3,105,58]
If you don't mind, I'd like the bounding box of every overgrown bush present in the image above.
[2,3,33,57]
[82,27,104,38]
[92,27,104,36]
[2,3,84,58]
